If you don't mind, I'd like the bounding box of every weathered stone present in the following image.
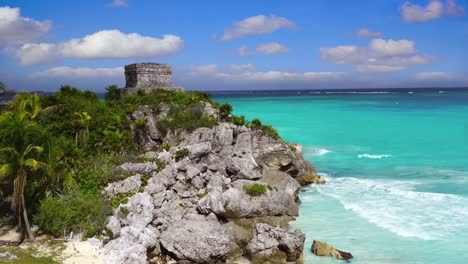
[123,193,154,228]
[118,162,157,175]
[198,182,298,218]
[311,240,353,261]
[246,224,305,262]
[101,237,147,264]
[160,220,231,263]
[104,174,141,198]
[123,63,176,95]
[186,142,212,159]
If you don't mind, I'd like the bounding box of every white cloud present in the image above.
[256,42,289,54]
[12,30,184,64]
[221,15,295,41]
[11,43,58,65]
[321,38,433,73]
[182,64,347,83]
[415,71,450,80]
[401,0,465,23]
[109,0,128,7]
[31,66,124,79]
[0,6,51,45]
[369,39,416,56]
[355,28,383,38]
[238,42,289,57]
[61,30,183,59]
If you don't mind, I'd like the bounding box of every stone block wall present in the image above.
[122,63,178,95]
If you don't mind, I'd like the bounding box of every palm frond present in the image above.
[0,163,13,179]
[23,144,44,157]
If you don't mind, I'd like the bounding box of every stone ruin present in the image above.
[122,63,180,95]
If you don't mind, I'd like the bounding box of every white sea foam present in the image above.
[314,177,468,240]
[358,153,392,159]
[304,146,331,157]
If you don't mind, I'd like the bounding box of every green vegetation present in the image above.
[104,85,121,102]
[174,148,190,161]
[33,192,111,238]
[0,82,283,241]
[219,103,232,120]
[250,118,262,129]
[197,188,212,199]
[134,118,147,129]
[0,243,62,264]
[243,183,268,197]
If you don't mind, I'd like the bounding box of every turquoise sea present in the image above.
[214,91,468,264]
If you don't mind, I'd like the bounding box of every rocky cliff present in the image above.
[100,101,324,263]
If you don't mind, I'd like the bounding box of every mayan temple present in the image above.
[122,63,179,95]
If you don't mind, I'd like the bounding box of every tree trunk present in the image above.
[16,167,34,240]
[22,195,34,240]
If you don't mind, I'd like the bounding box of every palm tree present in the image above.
[42,138,74,196]
[0,144,44,240]
[74,111,92,148]
[0,93,49,240]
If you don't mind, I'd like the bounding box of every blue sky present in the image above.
[0,0,467,91]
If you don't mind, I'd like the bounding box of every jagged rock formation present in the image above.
[100,99,324,263]
[122,63,179,95]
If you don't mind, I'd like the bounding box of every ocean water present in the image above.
[214,91,468,264]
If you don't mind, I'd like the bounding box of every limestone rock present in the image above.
[159,220,231,263]
[118,162,157,175]
[197,183,298,218]
[104,174,141,198]
[311,240,353,261]
[246,223,305,262]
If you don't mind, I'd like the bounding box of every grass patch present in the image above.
[174,148,189,161]
[0,244,62,264]
[197,188,212,199]
[243,183,268,197]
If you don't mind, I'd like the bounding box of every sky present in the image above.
[0,0,467,92]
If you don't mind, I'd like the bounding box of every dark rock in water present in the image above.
[311,240,353,261]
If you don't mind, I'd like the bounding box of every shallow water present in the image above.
[215,91,468,264]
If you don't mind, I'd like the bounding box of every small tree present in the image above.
[74,112,92,148]
[250,119,262,129]
[0,97,47,240]
[219,104,232,120]
[105,85,121,102]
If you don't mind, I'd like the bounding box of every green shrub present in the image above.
[109,191,134,208]
[33,192,111,238]
[243,183,268,197]
[219,103,232,118]
[174,148,189,161]
[161,143,171,151]
[230,115,248,126]
[250,119,262,129]
[157,106,217,136]
[104,85,121,102]
[134,119,147,129]
[261,125,280,139]
[76,152,125,195]
[137,89,146,96]
[197,188,212,199]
